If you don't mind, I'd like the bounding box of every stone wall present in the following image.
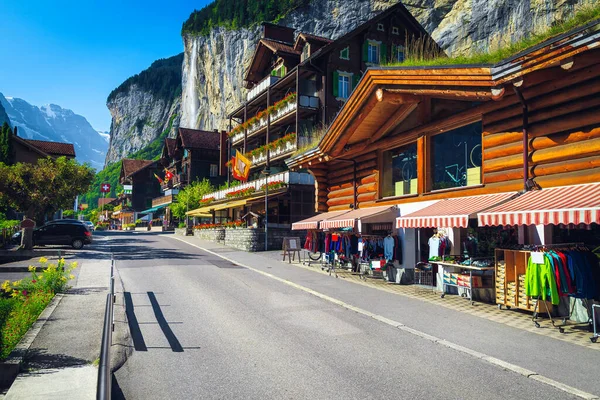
[193,228,225,242]
[174,228,186,236]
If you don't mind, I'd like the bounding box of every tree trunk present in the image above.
[20,209,35,250]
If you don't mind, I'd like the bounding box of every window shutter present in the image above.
[380,44,387,64]
[362,41,368,61]
[352,74,360,92]
[332,70,339,98]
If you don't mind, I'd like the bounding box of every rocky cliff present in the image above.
[0,101,9,126]
[180,0,589,130]
[105,86,180,164]
[105,54,183,165]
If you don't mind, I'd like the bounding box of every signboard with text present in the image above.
[123,185,133,195]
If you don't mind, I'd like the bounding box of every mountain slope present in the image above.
[0,93,108,170]
[0,101,9,126]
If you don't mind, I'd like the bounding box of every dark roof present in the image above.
[260,39,301,56]
[121,159,155,178]
[22,139,76,157]
[178,128,220,150]
[165,138,177,156]
[294,33,333,50]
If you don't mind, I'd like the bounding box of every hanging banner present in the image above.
[232,150,251,182]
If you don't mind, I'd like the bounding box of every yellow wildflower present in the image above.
[11,291,19,298]
[61,276,67,281]
[1,280,12,292]
[28,265,37,272]
[71,261,78,268]
[69,274,75,280]
[12,280,21,287]
[39,257,48,264]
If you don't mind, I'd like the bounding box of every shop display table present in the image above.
[431,261,494,305]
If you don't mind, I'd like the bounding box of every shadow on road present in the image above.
[24,349,89,370]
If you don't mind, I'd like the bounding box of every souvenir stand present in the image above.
[478,183,600,338]
[396,192,519,304]
[293,206,401,280]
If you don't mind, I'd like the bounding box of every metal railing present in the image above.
[97,254,115,400]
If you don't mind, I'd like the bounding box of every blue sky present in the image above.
[0,1,211,132]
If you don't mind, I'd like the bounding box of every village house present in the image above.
[186,2,439,251]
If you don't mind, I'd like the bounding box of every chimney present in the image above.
[219,130,227,176]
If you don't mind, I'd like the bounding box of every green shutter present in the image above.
[380,44,387,64]
[352,74,360,92]
[332,70,339,98]
[362,41,368,62]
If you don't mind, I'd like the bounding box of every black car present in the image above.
[12,220,92,249]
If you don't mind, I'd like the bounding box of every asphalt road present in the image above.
[107,232,591,400]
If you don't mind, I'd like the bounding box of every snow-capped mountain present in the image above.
[0,93,108,170]
[97,131,110,143]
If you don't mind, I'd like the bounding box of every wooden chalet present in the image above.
[287,18,600,272]
[226,2,439,182]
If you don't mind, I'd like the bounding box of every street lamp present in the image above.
[261,167,271,251]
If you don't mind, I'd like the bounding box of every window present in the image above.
[382,143,418,197]
[431,121,482,191]
[377,23,384,32]
[271,64,286,78]
[301,44,310,61]
[396,45,405,63]
[392,26,399,35]
[368,42,379,64]
[209,164,218,177]
[340,46,349,60]
[338,73,350,99]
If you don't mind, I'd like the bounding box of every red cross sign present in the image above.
[100,183,111,193]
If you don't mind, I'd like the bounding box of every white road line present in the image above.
[168,235,599,400]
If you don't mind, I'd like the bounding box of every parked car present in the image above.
[11,220,92,249]
[83,221,95,231]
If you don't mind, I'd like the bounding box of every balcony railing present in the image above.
[231,101,300,144]
[247,76,279,102]
[202,171,315,202]
[250,141,297,167]
[160,173,185,191]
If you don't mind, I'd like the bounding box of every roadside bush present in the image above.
[178,222,186,228]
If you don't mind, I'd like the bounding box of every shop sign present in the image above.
[123,185,133,194]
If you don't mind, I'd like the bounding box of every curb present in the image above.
[0,293,64,388]
[168,235,600,400]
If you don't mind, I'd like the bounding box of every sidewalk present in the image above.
[3,258,111,400]
[170,233,600,397]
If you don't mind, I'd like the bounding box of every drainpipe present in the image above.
[335,158,357,209]
[513,86,529,192]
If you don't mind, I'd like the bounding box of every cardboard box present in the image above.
[458,274,483,288]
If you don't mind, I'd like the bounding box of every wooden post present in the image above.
[296,68,300,138]
[243,105,247,154]
[266,87,271,169]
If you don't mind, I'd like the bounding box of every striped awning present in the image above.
[291,210,352,231]
[397,192,517,228]
[320,206,398,230]
[478,183,600,226]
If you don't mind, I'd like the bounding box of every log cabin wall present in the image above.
[310,48,600,212]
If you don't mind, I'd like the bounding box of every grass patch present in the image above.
[290,125,328,158]
[385,4,600,68]
[0,258,78,360]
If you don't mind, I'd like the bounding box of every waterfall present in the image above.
[182,38,199,128]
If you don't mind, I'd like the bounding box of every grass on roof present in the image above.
[385,4,600,68]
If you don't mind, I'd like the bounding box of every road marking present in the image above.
[168,235,599,400]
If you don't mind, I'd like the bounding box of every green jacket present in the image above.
[525,254,559,305]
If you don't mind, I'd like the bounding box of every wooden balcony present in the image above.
[152,194,176,208]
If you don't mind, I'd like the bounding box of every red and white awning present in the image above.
[478,183,600,226]
[291,210,352,230]
[396,192,517,228]
[320,206,398,230]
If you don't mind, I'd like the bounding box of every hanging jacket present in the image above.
[525,254,559,305]
[383,236,395,261]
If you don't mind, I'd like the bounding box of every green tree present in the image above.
[169,179,215,220]
[0,122,13,165]
[0,157,95,249]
